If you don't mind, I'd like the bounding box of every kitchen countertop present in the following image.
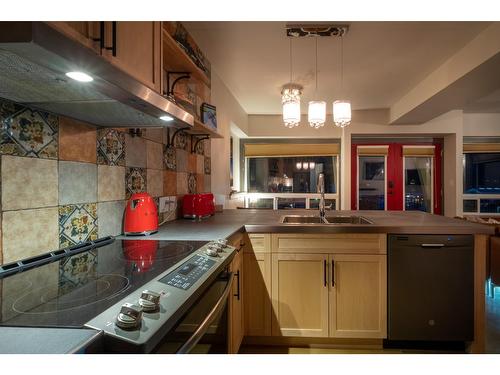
[118,209,495,241]
[0,327,102,354]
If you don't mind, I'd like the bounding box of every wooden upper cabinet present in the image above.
[48,21,162,93]
[48,22,101,53]
[271,253,329,337]
[103,22,162,93]
[329,254,387,339]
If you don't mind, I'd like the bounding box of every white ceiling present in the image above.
[184,21,490,115]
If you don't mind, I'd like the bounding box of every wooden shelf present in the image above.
[188,118,223,138]
[162,30,211,87]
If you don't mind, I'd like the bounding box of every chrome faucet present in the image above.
[317,172,326,221]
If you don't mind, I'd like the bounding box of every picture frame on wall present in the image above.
[201,103,217,130]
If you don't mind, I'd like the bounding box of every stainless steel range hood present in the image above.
[0,22,194,128]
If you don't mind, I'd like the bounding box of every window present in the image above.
[462,150,500,214]
[463,153,500,194]
[247,156,337,194]
[241,141,340,210]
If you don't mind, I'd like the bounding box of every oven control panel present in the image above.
[159,255,216,290]
[84,240,236,353]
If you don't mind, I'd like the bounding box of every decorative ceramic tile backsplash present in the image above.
[126,167,147,198]
[164,145,176,171]
[59,203,98,248]
[0,102,58,159]
[0,97,212,265]
[97,129,125,166]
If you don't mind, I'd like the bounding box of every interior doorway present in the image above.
[351,142,442,214]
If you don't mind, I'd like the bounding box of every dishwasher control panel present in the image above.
[158,255,216,290]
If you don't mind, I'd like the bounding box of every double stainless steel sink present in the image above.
[280,215,373,225]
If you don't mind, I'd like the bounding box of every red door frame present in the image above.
[351,142,442,214]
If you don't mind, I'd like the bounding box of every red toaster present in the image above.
[182,193,215,219]
[124,192,158,235]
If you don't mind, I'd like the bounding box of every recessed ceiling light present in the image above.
[160,115,174,122]
[65,71,93,82]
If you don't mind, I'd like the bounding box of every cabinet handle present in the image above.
[104,21,117,56]
[233,270,240,300]
[323,260,327,287]
[93,21,104,50]
[331,259,335,287]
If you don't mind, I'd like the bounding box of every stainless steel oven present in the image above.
[153,267,234,354]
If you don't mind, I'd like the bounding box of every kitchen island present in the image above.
[119,210,493,353]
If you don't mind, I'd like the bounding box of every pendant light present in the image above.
[282,38,301,128]
[308,37,326,129]
[333,35,351,127]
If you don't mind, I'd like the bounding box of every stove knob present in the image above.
[116,303,143,330]
[216,239,228,247]
[208,243,223,253]
[206,248,218,257]
[139,290,161,312]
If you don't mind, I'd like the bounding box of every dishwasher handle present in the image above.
[420,243,445,248]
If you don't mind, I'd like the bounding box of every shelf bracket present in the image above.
[166,71,191,98]
[167,126,190,147]
[191,134,210,154]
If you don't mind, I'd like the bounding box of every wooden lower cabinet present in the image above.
[229,249,244,353]
[271,253,329,337]
[268,233,387,340]
[243,251,272,336]
[329,254,387,338]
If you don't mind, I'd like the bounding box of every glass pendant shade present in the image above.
[308,101,326,128]
[282,86,301,128]
[333,100,351,128]
[309,161,315,169]
[296,162,302,170]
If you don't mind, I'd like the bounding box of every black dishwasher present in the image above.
[387,234,474,344]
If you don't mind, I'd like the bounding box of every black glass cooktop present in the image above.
[0,239,207,328]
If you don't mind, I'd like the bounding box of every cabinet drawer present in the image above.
[272,234,386,254]
[247,234,271,253]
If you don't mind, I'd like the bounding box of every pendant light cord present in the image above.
[315,37,318,93]
[289,37,293,83]
[340,36,344,95]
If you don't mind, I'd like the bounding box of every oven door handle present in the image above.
[176,272,234,354]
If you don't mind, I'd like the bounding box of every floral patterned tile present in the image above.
[59,203,98,249]
[195,139,205,155]
[188,173,197,194]
[0,99,58,159]
[204,156,211,175]
[164,145,176,171]
[126,167,147,199]
[97,129,125,166]
[174,130,188,150]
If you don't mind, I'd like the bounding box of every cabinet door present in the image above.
[229,250,244,354]
[243,251,272,336]
[103,21,162,92]
[272,253,329,337]
[48,22,101,53]
[329,254,387,338]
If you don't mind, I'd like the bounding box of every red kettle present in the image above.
[124,192,158,235]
